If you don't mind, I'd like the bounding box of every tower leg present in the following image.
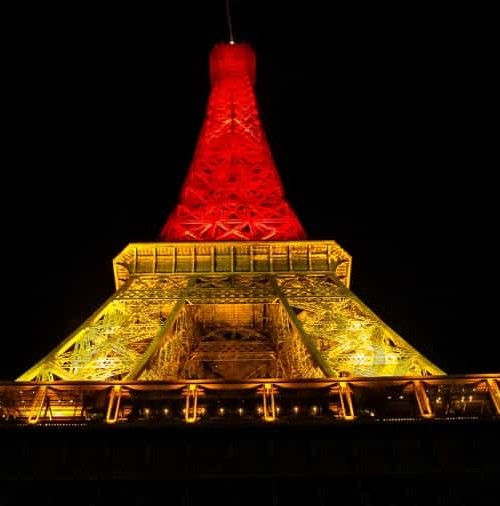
[413,380,433,419]
[338,381,355,420]
[105,386,122,424]
[261,383,277,422]
[184,384,199,423]
[28,386,48,425]
[487,378,500,415]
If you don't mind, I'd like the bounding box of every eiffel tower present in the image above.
[17,42,444,386]
[2,10,499,501]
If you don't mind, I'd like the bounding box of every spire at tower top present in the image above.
[225,0,235,44]
[160,42,306,242]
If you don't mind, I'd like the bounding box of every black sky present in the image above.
[5,2,497,379]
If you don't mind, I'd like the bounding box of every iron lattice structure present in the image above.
[17,241,443,382]
[9,41,474,428]
[160,43,306,241]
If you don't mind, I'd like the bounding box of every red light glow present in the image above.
[160,43,306,241]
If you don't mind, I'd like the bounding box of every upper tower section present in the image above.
[160,43,306,242]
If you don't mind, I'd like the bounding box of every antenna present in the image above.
[225,0,235,44]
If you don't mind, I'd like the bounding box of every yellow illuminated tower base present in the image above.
[18,241,443,383]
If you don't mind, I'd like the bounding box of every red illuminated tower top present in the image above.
[160,42,306,241]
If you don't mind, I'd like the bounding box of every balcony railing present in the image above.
[1,374,498,426]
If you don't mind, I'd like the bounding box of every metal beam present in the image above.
[414,380,433,418]
[124,281,193,380]
[270,277,333,377]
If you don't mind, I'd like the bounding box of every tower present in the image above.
[16,42,444,386]
[1,39,499,506]
[3,10,499,500]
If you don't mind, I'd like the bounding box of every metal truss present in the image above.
[17,262,443,382]
[160,43,305,241]
[275,274,444,377]
[17,277,190,381]
[9,40,461,406]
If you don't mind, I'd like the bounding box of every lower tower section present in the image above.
[17,241,443,382]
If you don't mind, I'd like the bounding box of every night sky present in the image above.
[5,2,496,380]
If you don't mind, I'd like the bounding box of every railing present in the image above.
[1,374,498,426]
[113,241,352,290]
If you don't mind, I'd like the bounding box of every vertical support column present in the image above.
[185,384,199,423]
[133,247,138,273]
[153,247,158,273]
[261,383,277,422]
[173,247,178,273]
[106,385,122,424]
[28,385,48,425]
[487,378,500,415]
[338,382,355,420]
[413,380,433,419]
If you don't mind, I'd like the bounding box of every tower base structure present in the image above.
[16,241,444,384]
[6,240,498,425]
